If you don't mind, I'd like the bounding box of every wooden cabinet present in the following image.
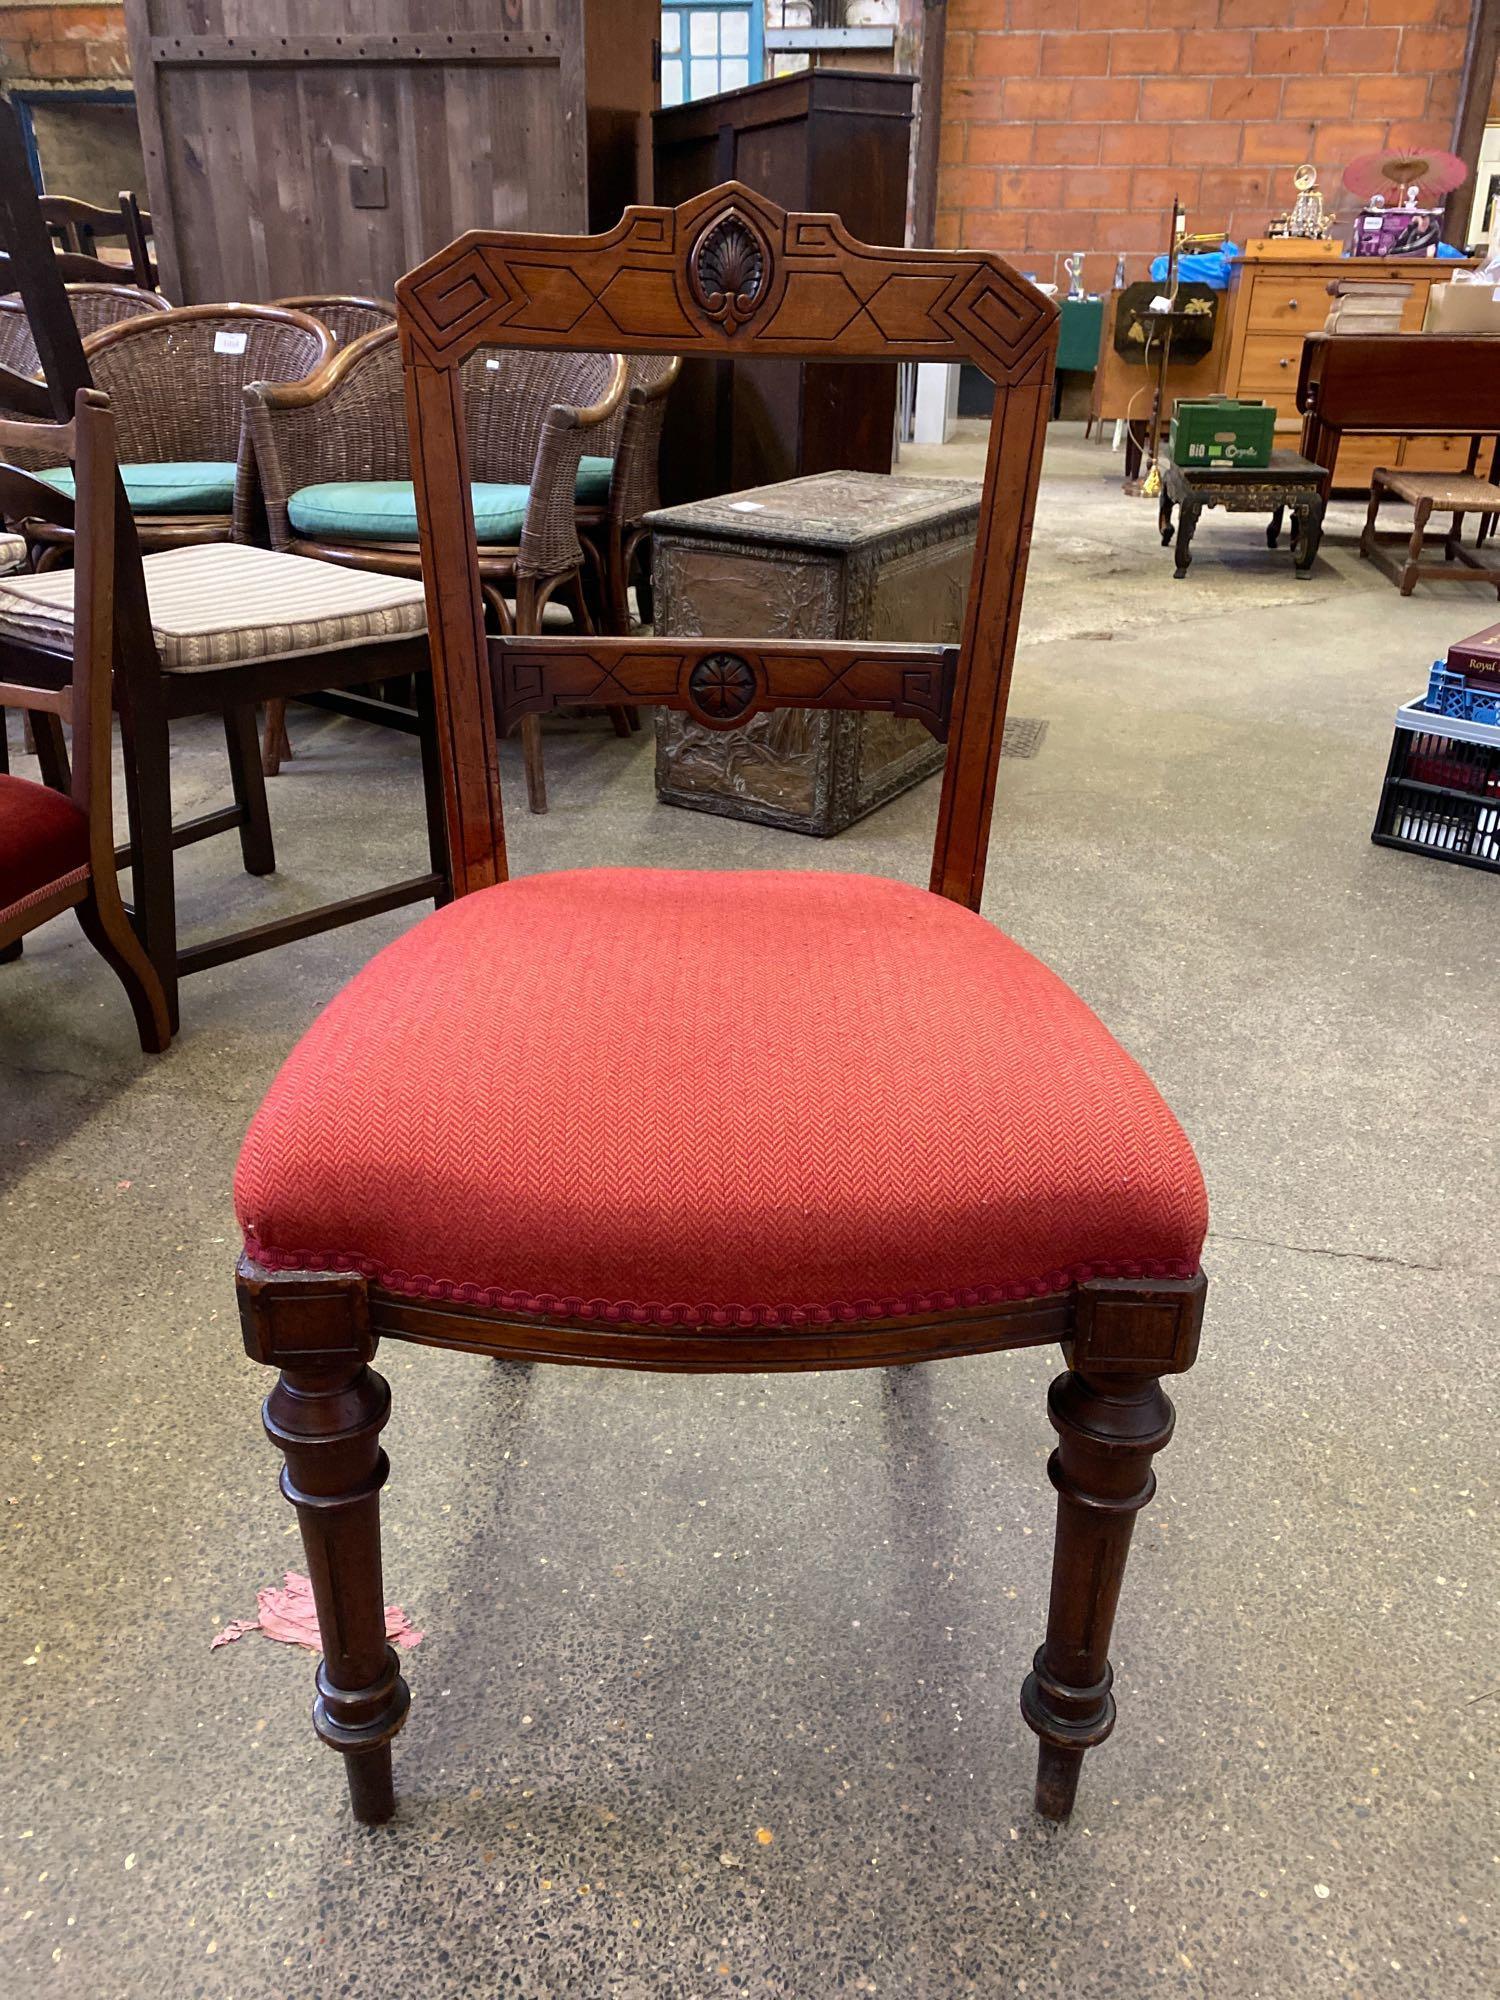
[124,0,659,304]
[1220,249,1474,490]
[653,69,914,505]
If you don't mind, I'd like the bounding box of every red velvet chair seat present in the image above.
[236,870,1207,1328]
[0,772,89,912]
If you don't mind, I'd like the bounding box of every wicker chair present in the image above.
[274,295,397,347]
[575,353,680,635]
[0,283,169,378]
[245,325,627,809]
[16,303,332,563]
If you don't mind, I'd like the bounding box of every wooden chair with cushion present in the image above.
[244,325,628,808]
[0,144,449,1036]
[233,184,1210,1831]
[274,295,398,347]
[0,388,169,1048]
[575,351,681,634]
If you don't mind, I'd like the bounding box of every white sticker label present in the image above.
[214,329,249,354]
[728,500,764,512]
[486,357,500,370]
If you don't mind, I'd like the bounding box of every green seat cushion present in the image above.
[36,460,238,514]
[286,457,615,544]
[574,455,613,504]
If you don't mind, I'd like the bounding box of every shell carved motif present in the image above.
[689,209,769,331]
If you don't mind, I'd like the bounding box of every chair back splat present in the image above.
[395,182,1058,911]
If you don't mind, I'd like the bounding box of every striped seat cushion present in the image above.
[0,543,426,672]
[0,532,23,575]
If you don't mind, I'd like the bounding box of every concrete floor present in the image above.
[2,425,1496,1999]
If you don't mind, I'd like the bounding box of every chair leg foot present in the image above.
[521,713,547,813]
[75,893,172,1052]
[256,1297,409,1823]
[1034,1740,1086,1822]
[1020,1367,1176,1820]
[261,698,291,776]
[224,705,277,876]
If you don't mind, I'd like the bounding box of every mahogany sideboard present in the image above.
[1219,247,1481,491]
[1296,333,1500,493]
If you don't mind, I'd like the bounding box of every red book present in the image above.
[1447,623,1500,691]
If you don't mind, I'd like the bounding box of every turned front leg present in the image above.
[264,1361,410,1820]
[239,1264,410,1823]
[1021,1371,1174,1818]
[1021,1275,1204,1821]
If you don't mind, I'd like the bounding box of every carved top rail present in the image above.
[395,184,1058,912]
[397,182,1056,385]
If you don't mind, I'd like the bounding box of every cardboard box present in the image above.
[1170,397,1276,468]
[1423,282,1500,335]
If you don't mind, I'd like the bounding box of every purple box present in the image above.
[1347,206,1441,258]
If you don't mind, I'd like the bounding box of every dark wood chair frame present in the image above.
[0,120,449,1034]
[236,181,1208,1829]
[0,389,169,1049]
[3,191,158,290]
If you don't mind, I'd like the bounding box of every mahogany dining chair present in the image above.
[233,184,1209,1830]
[0,388,169,1048]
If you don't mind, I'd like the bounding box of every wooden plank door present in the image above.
[125,1,591,303]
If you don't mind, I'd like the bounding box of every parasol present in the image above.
[1342,148,1469,205]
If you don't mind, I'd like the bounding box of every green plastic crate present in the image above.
[1169,397,1276,469]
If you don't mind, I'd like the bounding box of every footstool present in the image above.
[1360,467,1500,597]
[1158,450,1328,580]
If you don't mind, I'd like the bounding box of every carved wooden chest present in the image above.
[648,470,979,837]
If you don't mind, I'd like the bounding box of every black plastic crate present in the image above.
[1372,704,1500,874]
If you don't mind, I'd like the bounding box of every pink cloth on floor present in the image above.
[212,1571,424,1652]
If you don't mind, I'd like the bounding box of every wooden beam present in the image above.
[1447,0,1500,245]
[147,33,560,68]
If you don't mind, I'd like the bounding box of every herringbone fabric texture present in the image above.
[236,870,1207,1328]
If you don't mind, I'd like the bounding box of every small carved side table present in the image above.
[1158,449,1328,580]
[648,470,978,837]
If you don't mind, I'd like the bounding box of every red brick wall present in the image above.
[939,1,1472,289]
[0,4,130,84]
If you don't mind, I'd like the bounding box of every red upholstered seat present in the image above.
[0,773,89,913]
[236,870,1207,1327]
